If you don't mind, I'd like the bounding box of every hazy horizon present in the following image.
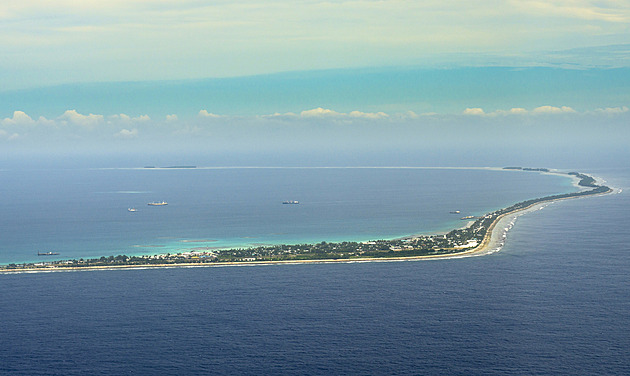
[1,2,629,168]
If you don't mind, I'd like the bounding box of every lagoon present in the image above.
[0,166,576,265]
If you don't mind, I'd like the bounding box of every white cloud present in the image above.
[36,116,56,126]
[463,108,485,115]
[348,110,389,119]
[300,108,390,119]
[484,107,529,116]
[512,0,630,23]
[263,108,392,120]
[464,106,580,116]
[1,111,57,127]
[504,108,528,115]
[198,110,222,118]
[258,112,299,121]
[114,128,139,139]
[109,113,131,122]
[594,106,629,115]
[58,110,104,127]
[300,108,341,117]
[166,114,178,122]
[2,110,35,126]
[108,113,151,123]
[532,105,576,114]
[391,111,422,119]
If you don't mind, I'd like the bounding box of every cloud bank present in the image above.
[1,106,628,158]
[463,106,586,116]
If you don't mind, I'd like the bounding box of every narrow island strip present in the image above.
[0,169,613,273]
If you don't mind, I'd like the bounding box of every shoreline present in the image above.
[0,167,615,274]
[0,182,613,274]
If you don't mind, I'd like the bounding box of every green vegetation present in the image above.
[503,166,549,172]
[523,167,549,172]
[144,165,197,169]
[568,172,598,187]
[0,170,612,272]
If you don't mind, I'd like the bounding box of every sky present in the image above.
[1,1,629,166]
[2,0,630,88]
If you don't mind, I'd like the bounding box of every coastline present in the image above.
[0,169,615,274]
[0,183,613,274]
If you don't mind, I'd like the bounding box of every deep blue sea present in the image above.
[1,167,629,375]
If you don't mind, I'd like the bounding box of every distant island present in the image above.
[144,166,197,169]
[0,168,613,273]
[503,167,549,172]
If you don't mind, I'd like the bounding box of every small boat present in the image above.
[282,200,299,204]
[148,201,168,206]
[450,210,461,214]
[38,251,60,256]
[128,208,137,212]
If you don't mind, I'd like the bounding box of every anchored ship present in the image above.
[282,200,299,204]
[148,201,168,206]
[38,251,60,256]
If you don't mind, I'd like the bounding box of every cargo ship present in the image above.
[38,251,60,256]
[148,201,168,206]
[282,200,299,204]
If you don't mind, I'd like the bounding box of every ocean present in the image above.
[1,166,629,375]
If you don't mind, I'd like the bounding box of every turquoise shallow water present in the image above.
[0,167,577,264]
